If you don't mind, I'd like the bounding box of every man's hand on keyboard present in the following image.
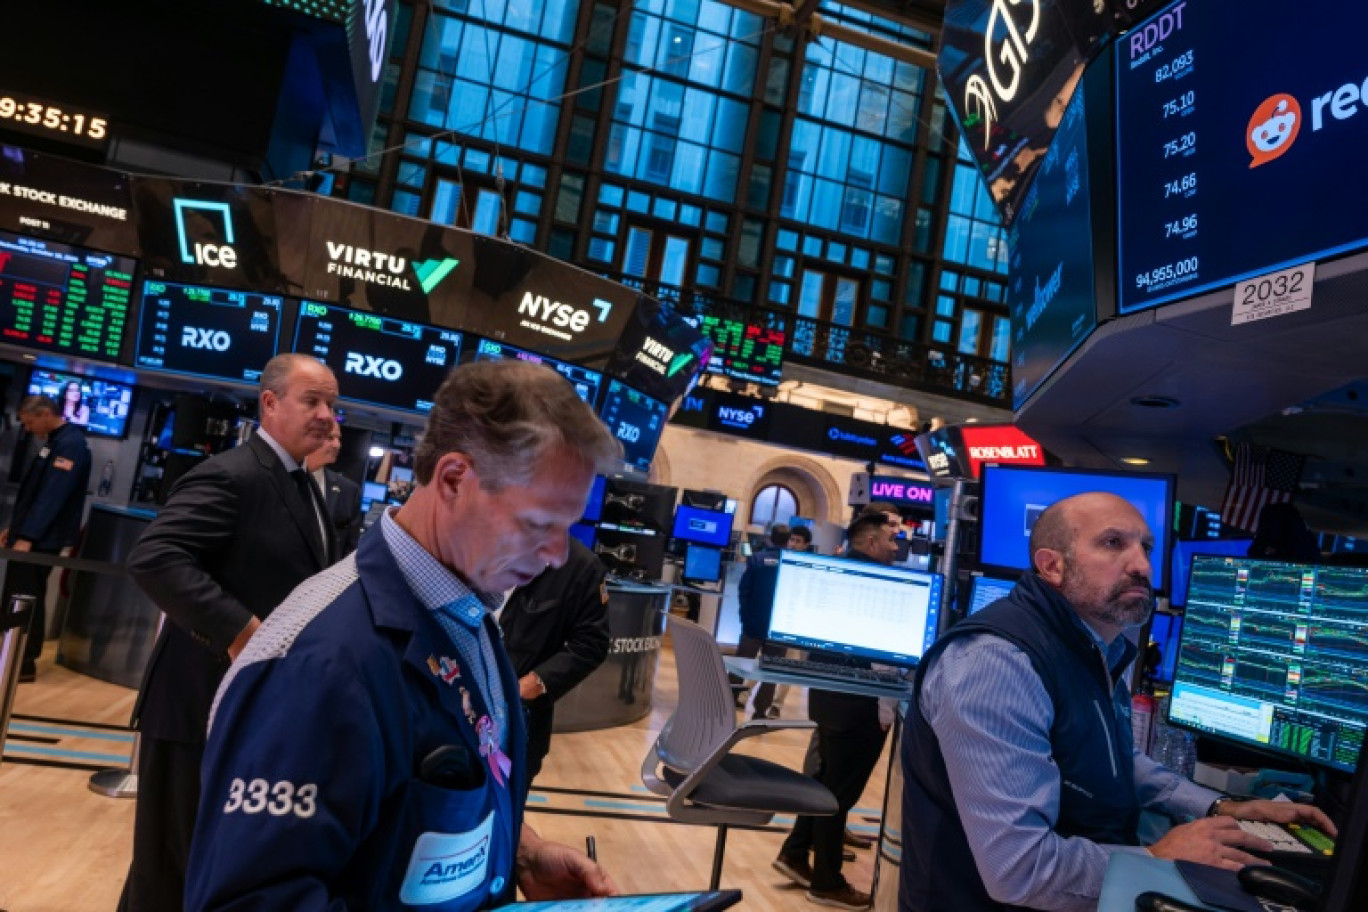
[1148,817,1275,871]
[1211,798,1338,837]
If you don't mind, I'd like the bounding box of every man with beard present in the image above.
[899,492,1335,912]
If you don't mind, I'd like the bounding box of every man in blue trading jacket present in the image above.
[731,522,790,716]
[899,492,1337,912]
[187,360,622,912]
[2,394,91,682]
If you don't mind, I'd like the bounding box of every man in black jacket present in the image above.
[306,420,363,557]
[499,537,611,789]
[732,522,790,715]
[774,513,898,910]
[118,353,340,912]
[2,394,91,681]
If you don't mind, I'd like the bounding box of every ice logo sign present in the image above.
[1247,94,1302,167]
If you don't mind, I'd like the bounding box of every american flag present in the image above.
[1220,443,1305,533]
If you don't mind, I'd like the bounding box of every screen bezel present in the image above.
[1167,555,1368,773]
[977,463,1176,593]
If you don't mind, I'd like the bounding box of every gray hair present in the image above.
[259,353,325,398]
[415,360,622,490]
[18,394,60,416]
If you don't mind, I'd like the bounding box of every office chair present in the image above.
[642,616,838,889]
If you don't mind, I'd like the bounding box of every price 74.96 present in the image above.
[1164,214,1198,238]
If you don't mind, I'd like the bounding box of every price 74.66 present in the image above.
[1164,173,1197,198]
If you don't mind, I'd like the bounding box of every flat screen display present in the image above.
[1116,0,1368,313]
[135,280,283,384]
[594,524,666,582]
[471,337,602,405]
[767,551,943,667]
[1148,610,1183,684]
[598,379,667,472]
[293,301,462,414]
[1169,556,1368,773]
[601,477,676,533]
[25,368,133,439]
[689,314,784,386]
[1169,538,1255,607]
[0,231,133,362]
[362,480,387,506]
[671,505,734,549]
[1009,80,1098,409]
[967,573,1017,615]
[978,464,1175,591]
[682,543,724,584]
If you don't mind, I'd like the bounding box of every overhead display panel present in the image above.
[1116,0,1368,313]
[687,314,785,386]
[598,379,668,472]
[602,295,712,405]
[132,179,284,293]
[0,146,137,254]
[471,337,603,406]
[135,280,283,384]
[294,301,462,414]
[0,230,133,363]
[462,236,638,365]
[1008,78,1097,409]
[292,197,475,329]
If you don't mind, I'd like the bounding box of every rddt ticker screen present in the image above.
[1170,556,1368,772]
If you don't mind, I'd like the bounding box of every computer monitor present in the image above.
[978,464,1176,592]
[1168,538,1255,607]
[681,543,724,585]
[362,481,387,507]
[26,368,134,439]
[594,525,666,582]
[1147,611,1183,684]
[601,477,676,533]
[1169,556,1368,773]
[966,573,1017,615]
[766,551,943,667]
[671,505,734,549]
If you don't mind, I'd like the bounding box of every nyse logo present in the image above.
[345,352,404,381]
[517,292,611,341]
[182,327,231,351]
[173,199,238,269]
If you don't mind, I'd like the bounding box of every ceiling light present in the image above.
[1120,457,1151,466]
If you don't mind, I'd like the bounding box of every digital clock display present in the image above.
[1115,0,1368,312]
[293,301,463,414]
[0,230,133,362]
[0,92,110,150]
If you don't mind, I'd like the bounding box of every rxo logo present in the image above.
[182,327,231,351]
[345,352,403,381]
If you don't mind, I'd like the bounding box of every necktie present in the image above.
[290,468,331,563]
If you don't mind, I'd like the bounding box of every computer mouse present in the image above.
[1237,865,1321,909]
[1134,891,1207,912]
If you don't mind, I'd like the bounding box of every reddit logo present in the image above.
[1247,93,1301,167]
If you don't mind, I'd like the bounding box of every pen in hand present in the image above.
[586,835,597,863]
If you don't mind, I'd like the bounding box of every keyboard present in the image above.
[1237,819,1336,856]
[758,654,909,689]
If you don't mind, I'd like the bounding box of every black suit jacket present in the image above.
[320,467,363,557]
[128,433,331,743]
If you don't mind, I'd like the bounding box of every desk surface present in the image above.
[723,656,911,700]
[1099,853,1217,912]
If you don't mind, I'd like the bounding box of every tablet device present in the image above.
[509,890,741,912]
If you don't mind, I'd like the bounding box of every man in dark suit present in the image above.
[119,353,340,912]
[2,394,92,681]
[306,420,363,557]
[498,537,611,789]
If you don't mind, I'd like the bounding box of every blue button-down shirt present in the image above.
[380,509,509,748]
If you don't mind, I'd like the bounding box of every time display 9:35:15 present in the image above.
[0,96,107,139]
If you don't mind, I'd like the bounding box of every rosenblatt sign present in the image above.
[960,425,1045,477]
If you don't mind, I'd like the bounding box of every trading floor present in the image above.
[0,642,889,912]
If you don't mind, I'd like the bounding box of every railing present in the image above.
[606,272,1012,407]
